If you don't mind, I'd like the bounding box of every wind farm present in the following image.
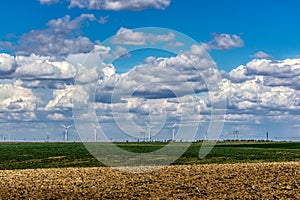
[0,123,299,199]
[0,0,300,199]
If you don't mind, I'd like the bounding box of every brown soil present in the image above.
[0,162,299,199]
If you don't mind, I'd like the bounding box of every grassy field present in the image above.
[0,141,299,170]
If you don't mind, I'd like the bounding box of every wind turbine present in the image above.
[233,129,239,140]
[145,122,153,142]
[171,123,177,141]
[92,123,101,142]
[61,124,72,142]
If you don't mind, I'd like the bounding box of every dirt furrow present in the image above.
[0,162,299,199]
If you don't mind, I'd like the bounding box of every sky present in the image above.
[0,0,300,142]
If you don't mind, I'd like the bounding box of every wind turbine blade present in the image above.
[172,123,176,128]
[93,123,101,129]
[60,124,67,128]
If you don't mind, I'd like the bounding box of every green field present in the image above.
[0,142,299,170]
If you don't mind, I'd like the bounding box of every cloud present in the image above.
[39,0,171,10]
[2,32,300,140]
[0,53,17,73]
[45,85,89,111]
[111,28,146,45]
[39,0,60,5]
[0,41,14,51]
[3,112,37,122]
[205,33,244,50]
[226,65,254,83]
[245,59,300,78]
[203,57,300,140]
[47,113,65,120]
[0,81,39,112]
[111,27,176,45]
[90,92,204,134]
[47,13,96,33]
[95,44,217,103]
[167,41,184,47]
[76,66,99,84]
[0,44,118,90]
[112,46,131,58]
[0,54,80,90]
[144,56,156,63]
[0,54,76,82]
[68,0,171,10]
[3,14,96,57]
[66,44,111,67]
[15,57,77,81]
[15,61,59,78]
[99,15,109,24]
[221,58,300,117]
[252,51,272,59]
[225,114,255,123]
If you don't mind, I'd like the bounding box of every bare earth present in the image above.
[0,162,299,199]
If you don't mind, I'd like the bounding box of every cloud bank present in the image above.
[40,0,171,10]
[1,14,96,57]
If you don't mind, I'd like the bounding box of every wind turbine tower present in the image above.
[171,123,177,141]
[61,124,72,142]
[92,123,101,142]
[145,122,152,142]
[233,129,239,140]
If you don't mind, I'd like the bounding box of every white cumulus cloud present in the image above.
[0,53,16,73]
[39,0,171,10]
[111,27,176,45]
[3,14,96,57]
[14,54,76,81]
[252,51,272,59]
[205,33,244,50]
[0,81,39,112]
[45,85,89,111]
[95,44,217,103]
[221,58,300,121]
[69,0,171,10]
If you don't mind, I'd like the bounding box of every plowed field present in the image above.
[0,162,299,199]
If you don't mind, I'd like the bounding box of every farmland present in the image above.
[0,141,299,199]
[0,162,299,199]
[0,141,299,170]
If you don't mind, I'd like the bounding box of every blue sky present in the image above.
[1,0,300,69]
[0,0,300,142]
